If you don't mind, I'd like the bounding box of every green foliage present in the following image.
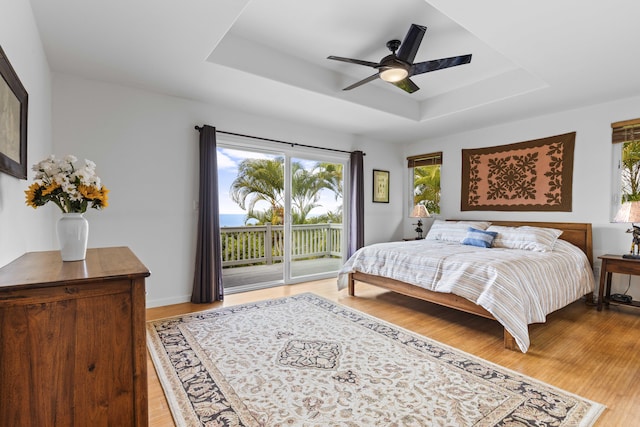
[304,209,343,224]
[230,158,343,225]
[245,207,284,225]
[231,157,284,215]
[413,165,441,214]
[622,141,640,202]
[220,229,267,265]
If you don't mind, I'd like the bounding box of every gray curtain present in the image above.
[348,150,364,257]
[191,125,224,303]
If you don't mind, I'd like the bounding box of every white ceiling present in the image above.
[29,0,640,144]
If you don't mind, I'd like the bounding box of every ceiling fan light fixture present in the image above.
[379,67,408,82]
[327,24,471,93]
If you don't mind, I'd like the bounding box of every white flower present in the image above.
[54,174,68,186]
[61,181,75,194]
[25,154,109,213]
[68,191,83,202]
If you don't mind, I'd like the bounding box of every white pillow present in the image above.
[487,225,563,252]
[426,220,492,243]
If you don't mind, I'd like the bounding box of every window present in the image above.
[407,152,442,215]
[216,139,348,292]
[611,118,640,219]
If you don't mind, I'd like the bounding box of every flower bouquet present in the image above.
[25,155,109,261]
[25,155,109,213]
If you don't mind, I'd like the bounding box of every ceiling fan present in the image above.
[327,24,472,93]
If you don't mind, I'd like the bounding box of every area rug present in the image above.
[147,293,604,426]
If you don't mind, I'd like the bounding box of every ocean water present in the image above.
[219,213,248,227]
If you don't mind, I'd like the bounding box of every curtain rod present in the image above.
[195,126,365,156]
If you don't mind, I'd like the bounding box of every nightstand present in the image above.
[597,254,640,311]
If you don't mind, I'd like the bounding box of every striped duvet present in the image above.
[337,239,595,352]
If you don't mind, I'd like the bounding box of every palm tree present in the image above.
[622,141,640,202]
[307,162,343,220]
[413,165,441,214]
[245,206,284,225]
[314,162,343,200]
[230,158,343,224]
[230,157,284,223]
[291,164,317,221]
[291,162,339,223]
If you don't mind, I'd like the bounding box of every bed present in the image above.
[337,220,595,353]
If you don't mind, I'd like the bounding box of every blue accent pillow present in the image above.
[462,227,498,248]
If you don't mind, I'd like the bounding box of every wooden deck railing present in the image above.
[220,223,343,267]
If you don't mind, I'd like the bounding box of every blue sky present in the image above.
[216,147,273,214]
[216,147,342,217]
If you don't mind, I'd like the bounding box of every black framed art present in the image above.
[0,45,28,179]
[373,169,389,203]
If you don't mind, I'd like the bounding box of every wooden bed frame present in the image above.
[348,220,594,351]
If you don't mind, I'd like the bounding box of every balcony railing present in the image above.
[220,223,342,267]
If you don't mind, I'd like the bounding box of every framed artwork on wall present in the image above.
[461,132,575,212]
[0,45,28,179]
[373,169,389,203]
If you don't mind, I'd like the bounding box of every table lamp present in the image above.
[614,201,640,259]
[410,204,430,239]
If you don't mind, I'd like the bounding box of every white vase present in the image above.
[57,213,89,261]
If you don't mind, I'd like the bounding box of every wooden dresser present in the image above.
[0,247,150,426]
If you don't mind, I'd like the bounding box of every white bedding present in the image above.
[337,239,595,352]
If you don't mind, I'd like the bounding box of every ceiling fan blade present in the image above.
[343,73,379,91]
[396,24,426,64]
[391,78,420,93]
[327,56,379,68]
[411,54,472,75]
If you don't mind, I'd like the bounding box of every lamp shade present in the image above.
[380,67,409,83]
[614,201,640,223]
[410,204,430,218]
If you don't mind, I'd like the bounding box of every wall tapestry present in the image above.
[461,132,575,211]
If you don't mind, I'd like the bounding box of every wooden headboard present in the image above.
[451,220,593,265]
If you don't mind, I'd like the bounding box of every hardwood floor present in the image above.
[146,279,640,426]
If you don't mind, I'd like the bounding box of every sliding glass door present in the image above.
[288,155,344,280]
[217,147,285,291]
[216,141,347,292]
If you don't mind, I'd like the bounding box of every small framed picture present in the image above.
[373,169,389,203]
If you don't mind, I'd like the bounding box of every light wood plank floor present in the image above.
[146,279,640,426]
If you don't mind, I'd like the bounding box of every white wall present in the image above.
[0,0,54,267]
[404,95,640,299]
[358,137,405,244]
[8,0,634,304]
[52,74,402,307]
[48,71,640,305]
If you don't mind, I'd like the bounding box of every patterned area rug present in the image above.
[147,293,604,426]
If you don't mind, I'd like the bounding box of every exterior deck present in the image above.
[223,257,343,289]
[221,223,344,289]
